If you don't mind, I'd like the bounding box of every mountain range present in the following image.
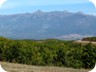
[0,10,96,40]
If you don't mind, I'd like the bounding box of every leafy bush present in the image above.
[0,37,96,69]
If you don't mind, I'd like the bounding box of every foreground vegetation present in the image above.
[0,37,96,69]
[1,62,89,72]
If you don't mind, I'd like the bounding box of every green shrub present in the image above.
[0,37,96,69]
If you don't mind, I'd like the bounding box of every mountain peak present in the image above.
[0,11,95,39]
[34,10,44,13]
[76,11,84,14]
[63,10,70,13]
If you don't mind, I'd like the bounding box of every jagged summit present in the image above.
[33,10,44,14]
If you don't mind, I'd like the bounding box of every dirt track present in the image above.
[75,40,96,44]
[0,62,90,72]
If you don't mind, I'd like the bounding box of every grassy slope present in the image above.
[0,62,90,72]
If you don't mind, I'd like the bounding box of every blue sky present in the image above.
[0,0,96,15]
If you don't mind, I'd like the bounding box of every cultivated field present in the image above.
[0,62,90,72]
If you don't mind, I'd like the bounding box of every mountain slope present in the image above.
[0,11,96,39]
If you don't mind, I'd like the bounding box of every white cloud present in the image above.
[89,0,96,7]
[0,0,7,7]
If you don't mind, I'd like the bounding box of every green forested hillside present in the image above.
[0,37,96,69]
[82,37,96,42]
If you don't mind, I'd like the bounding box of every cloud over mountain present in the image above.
[0,0,7,7]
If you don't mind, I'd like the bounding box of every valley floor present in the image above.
[0,62,90,72]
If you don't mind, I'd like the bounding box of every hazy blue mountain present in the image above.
[0,10,96,40]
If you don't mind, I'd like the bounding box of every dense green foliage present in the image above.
[82,37,96,42]
[0,37,96,69]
